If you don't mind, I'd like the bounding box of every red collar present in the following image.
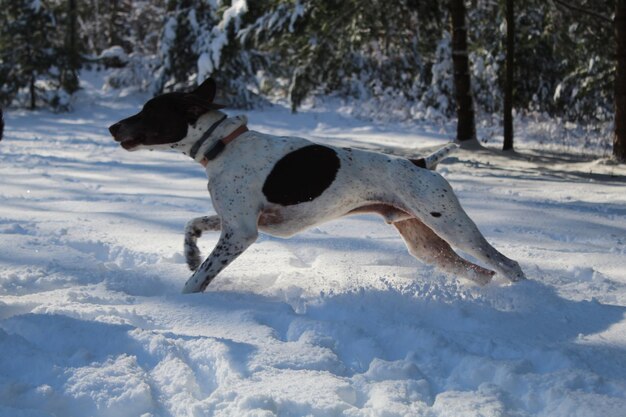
[199,125,249,167]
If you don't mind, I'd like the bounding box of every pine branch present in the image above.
[553,0,613,24]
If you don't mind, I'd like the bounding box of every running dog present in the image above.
[109,78,525,293]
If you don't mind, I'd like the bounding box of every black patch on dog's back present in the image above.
[263,145,340,206]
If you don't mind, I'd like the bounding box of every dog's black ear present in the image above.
[184,101,211,122]
[193,78,217,102]
[182,95,224,122]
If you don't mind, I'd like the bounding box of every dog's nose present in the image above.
[108,122,121,137]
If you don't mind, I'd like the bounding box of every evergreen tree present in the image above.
[242,0,436,112]
[0,0,57,108]
[155,0,265,106]
[159,0,205,92]
[79,0,133,54]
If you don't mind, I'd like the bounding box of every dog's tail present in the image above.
[410,143,459,170]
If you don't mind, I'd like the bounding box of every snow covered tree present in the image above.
[240,0,440,112]
[0,0,57,108]
[158,0,206,92]
[78,0,134,54]
[0,0,87,109]
[154,0,265,107]
[98,1,167,92]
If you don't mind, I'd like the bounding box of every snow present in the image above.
[1,72,625,417]
[98,46,129,63]
[220,0,248,32]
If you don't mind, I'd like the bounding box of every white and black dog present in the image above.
[109,79,525,293]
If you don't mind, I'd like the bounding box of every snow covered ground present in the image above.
[1,74,625,417]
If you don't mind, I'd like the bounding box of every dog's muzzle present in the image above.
[108,122,143,150]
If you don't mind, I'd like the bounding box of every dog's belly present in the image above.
[257,200,409,238]
[257,204,340,237]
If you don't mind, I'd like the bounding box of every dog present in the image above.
[109,78,525,293]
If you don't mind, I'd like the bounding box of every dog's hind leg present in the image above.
[345,204,494,284]
[395,167,525,282]
[393,218,495,285]
[184,215,221,271]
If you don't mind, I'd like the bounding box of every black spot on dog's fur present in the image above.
[263,145,340,206]
[430,212,442,218]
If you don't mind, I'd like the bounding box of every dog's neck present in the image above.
[170,111,248,164]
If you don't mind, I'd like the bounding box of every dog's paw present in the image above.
[507,261,526,282]
[184,221,205,271]
[467,265,496,286]
[186,253,202,271]
[182,274,206,294]
[185,246,202,271]
[496,259,526,283]
[184,233,202,271]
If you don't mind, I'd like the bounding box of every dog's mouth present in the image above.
[119,137,143,150]
[111,133,145,150]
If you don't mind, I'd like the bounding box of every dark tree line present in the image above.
[0,0,624,161]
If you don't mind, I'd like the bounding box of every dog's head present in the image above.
[108,78,224,151]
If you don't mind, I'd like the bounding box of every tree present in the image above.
[550,0,623,161]
[59,0,81,95]
[241,1,438,112]
[503,0,514,151]
[449,0,477,145]
[0,0,56,109]
[615,0,626,161]
[157,0,213,93]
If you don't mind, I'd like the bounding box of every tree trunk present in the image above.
[109,0,120,47]
[450,0,477,144]
[615,0,626,162]
[62,0,80,94]
[69,0,77,61]
[29,73,36,110]
[503,0,514,151]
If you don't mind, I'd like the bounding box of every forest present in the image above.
[0,0,624,160]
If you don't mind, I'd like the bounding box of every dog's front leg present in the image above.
[181,220,258,294]
[184,215,221,271]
